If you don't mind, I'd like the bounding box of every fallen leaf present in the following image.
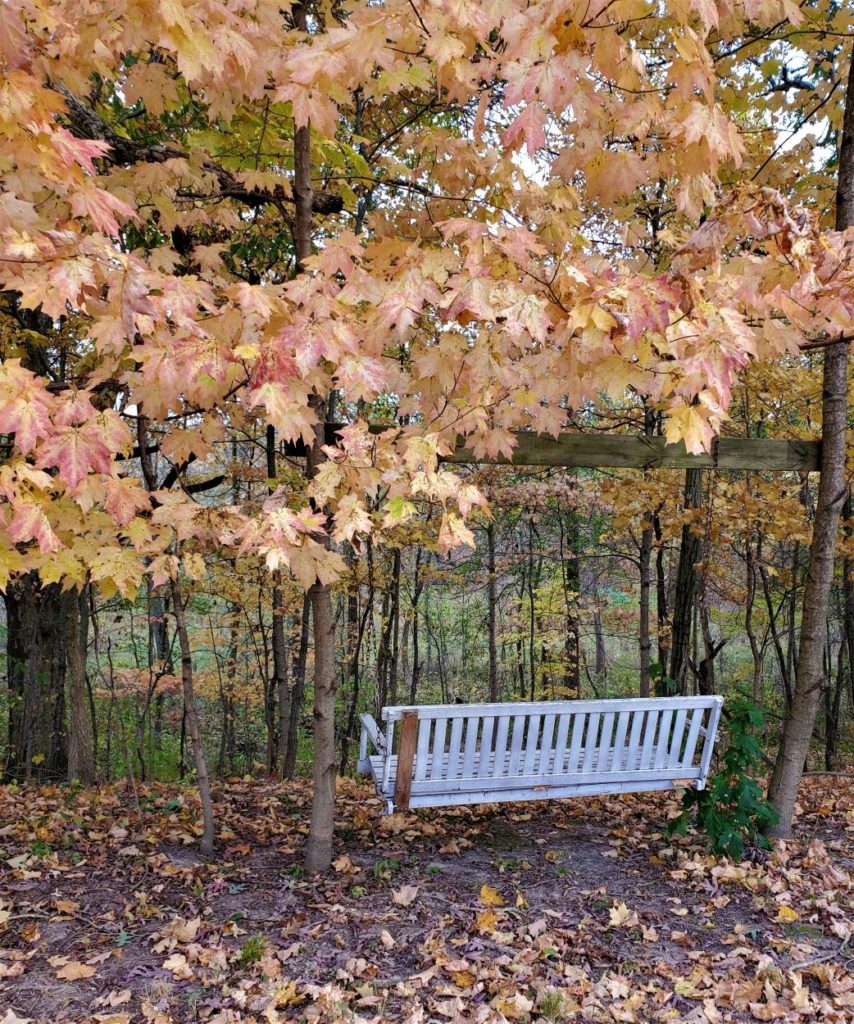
[392,884,418,907]
[609,901,638,928]
[56,960,97,981]
[479,884,505,907]
[173,917,201,943]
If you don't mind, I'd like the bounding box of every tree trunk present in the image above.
[408,545,424,703]
[388,550,401,704]
[843,495,854,707]
[767,52,853,834]
[4,574,68,781]
[670,469,703,693]
[653,510,669,668]
[66,586,95,784]
[639,515,653,698]
[170,576,215,857]
[745,534,764,704]
[284,594,310,778]
[486,524,499,701]
[289,39,337,870]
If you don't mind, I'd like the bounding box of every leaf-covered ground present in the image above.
[0,776,852,1024]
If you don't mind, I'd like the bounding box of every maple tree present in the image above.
[0,0,851,886]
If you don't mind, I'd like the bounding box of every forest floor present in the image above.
[0,776,852,1024]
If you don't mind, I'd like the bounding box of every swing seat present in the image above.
[358,696,723,815]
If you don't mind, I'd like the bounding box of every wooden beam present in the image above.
[445,435,821,472]
[393,710,419,813]
[282,427,820,472]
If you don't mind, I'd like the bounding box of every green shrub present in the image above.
[669,697,778,859]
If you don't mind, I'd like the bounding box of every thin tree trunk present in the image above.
[528,517,537,701]
[639,516,653,698]
[745,535,764,704]
[408,546,424,702]
[843,495,854,706]
[825,620,845,771]
[767,52,853,833]
[66,586,95,784]
[670,469,703,693]
[284,594,310,778]
[487,524,499,701]
[388,548,401,705]
[289,43,337,870]
[653,510,669,668]
[170,576,215,857]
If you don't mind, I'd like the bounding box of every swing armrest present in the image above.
[358,714,387,773]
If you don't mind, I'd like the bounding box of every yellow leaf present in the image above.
[608,901,638,928]
[479,884,504,907]
[776,905,798,923]
[476,910,498,934]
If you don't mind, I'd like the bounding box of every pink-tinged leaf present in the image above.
[37,425,113,489]
[437,512,475,555]
[118,264,155,341]
[46,257,97,313]
[9,502,60,554]
[104,477,150,527]
[0,361,54,454]
[51,128,110,173]
[0,2,31,70]
[69,184,136,235]
[502,103,547,155]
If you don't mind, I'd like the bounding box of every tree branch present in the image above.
[56,85,343,216]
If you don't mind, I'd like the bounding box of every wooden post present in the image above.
[394,710,419,812]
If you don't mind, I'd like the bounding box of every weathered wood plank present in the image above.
[394,710,419,811]
[384,695,721,720]
[445,434,820,471]
[285,427,820,472]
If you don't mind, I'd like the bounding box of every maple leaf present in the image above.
[9,501,60,554]
[437,512,476,555]
[391,884,418,907]
[51,128,110,173]
[55,960,96,981]
[37,425,113,489]
[0,361,54,454]
[479,884,504,907]
[69,184,136,235]
[502,103,548,154]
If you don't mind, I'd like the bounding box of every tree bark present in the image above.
[670,469,703,693]
[66,586,95,784]
[843,495,854,707]
[4,574,68,782]
[284,594,310,778]
[170,576,215,857]
[745,534,764,704]
[487,524,499,701]
[639,516,653,698]
[767,53,853,832]
[289,14,337,871]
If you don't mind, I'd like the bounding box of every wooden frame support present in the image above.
[393,709,419,812]
[284,427,820,472]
